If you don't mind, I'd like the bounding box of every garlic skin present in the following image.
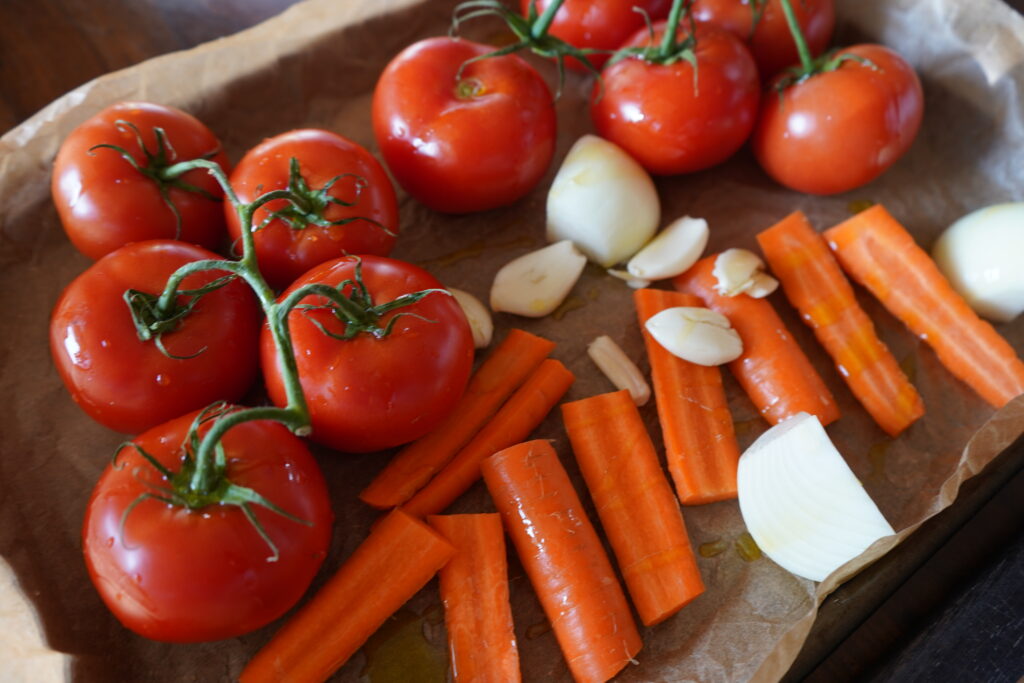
[448,287,493,349]
[587,335,651,406]
[546,135,660,267]
[607,269,651,290]
[627,216,709,281]
[713,248,779,298]
[737,412,895,582]
[644,306,743,366]
[490,240,587,318]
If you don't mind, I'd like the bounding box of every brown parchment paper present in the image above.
[2,0,1023,680]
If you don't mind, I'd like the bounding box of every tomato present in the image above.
[50,240,261,434]
[52,102,230,260]
[752,45,924,195]
[520,0,671,70]
[82,408,333,642]
[590,22,760,175]
[262,255,474,453]
[692,0,834,79]
[372,37,556,214]
[226,129,399,290]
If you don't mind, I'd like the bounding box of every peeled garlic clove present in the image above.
[713,248,773,297]
[737,413,895,582]
[607,268,651,290]
[546,135,659,267]
[587,335,651,406]
[448,287,493,349]
[490,240,587,318]
[627,216,709,281]
[745,272,779,298]
[644,306,742,366]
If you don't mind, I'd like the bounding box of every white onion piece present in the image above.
[737,413,895,582]
[627,216,709,281]
[546,135,659,267]
[448,287,493,348]
[490,240,587,318]
[644,306,742,366]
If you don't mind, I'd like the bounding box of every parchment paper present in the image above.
[2,0,1023,681]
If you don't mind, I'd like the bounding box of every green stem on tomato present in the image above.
[530,0,564,39]
[658,0,687,56]
[776,0,814,73]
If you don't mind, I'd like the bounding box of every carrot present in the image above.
[634,288,741,505]
[824,204,1024,408]
[240,509,453,683]
[428,514,521,683]
[756,211,924,436]
[481,440,642,683]
[361,329,556,509]
[402,358,574,518]
[674,255,840,426]
[562,390,705,626]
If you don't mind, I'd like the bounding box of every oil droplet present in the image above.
[735,532,762,562]
[586,286,601,301]
[552,295,586,321]
[847,199,876,215]
[525,619,551,640]
[867,441,890,482]
[421,603,444,626]
[698,539,728,558]
[361,608,446,683]
[899,354,917,384]
[155,374,170,387]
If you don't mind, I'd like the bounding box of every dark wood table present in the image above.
[4,1,1023,681]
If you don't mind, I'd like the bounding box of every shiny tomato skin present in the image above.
[372,37,556,214]
[692,0,835,79]
[591,23,760,175]
[82,409,333,642]
[50,240,261,434]
[226,129,399,290]
[262,256,474,453]
[52,102,230,260]
[752,44,924,195]
[521,0,672,70]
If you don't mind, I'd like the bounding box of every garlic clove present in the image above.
[448,287,493,349]
[627,216,709,281]
[546,135,660,267]
[607,269,652,290]
[713,248,767,297]
[490,240,587,318]
[587,335,651,406]
[745,272,780,299]
[644,306,743,366]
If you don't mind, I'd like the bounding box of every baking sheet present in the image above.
[1,0,1023,680]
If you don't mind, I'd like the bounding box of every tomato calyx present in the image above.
[772,0,875,91]
[607,0,699,69]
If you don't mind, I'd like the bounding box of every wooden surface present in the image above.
[3,1,1023,681]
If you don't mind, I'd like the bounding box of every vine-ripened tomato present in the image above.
[590,22,760,175]
[262,255,474,453]
[692,0,835,79]
[226,129,399,290]
[372,37,556,214]
[520,0,672,70]
[82,408,333,642]
[752,45,924,195]
[50,240,261,434]
[52,102,230,260]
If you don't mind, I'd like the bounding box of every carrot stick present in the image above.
[561,390,705,626]
[361,329,556,509]
[481,440,642,683]
[674,255,840,427]
[757,211,925,436]
[402,358,574,518]
[240,509,453,683]
[824,204,1024,408]
[634,288,740,505]
[428,514,521,683]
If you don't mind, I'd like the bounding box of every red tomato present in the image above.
[520,0,672,70]
[52,102,230,260]
[226,129,399,290]
[82,408,333,642]
[262,256,474,453]
[590,22,760,175]
[50,240,261,434]
[752,45,924,195]
[372,37,556,214]
[692,0,834,79]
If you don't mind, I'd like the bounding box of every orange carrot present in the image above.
[757,211,925,436]
[674,255,840,426]
[361,329,556,509]
[240,509,453,683]
[634,288,740,505]
[481,440,642,683]
[562,390,705,626]
[402,358,574,518]
[428,514,521,683]
[825,204,1024,408]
